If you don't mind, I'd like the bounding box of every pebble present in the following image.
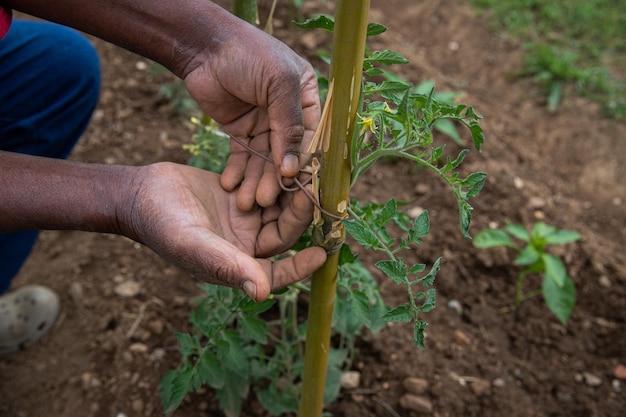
[407,206,426,219]
[132,399,144,413]
[492,378,506,388]
[470,378,491,396]
[598,275,611,288]
[403,377,428,394]
[453,329,472,346]
[582,372,602,387]
[129,342,149,354]
[399,393,433,413]
[340,371,361,389]
[447,299,463,315]
[614,364,626,380]
[114,281,141,298]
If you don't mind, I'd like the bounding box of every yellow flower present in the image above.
[357,113,376,135]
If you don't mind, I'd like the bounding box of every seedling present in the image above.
[473,222,581,325]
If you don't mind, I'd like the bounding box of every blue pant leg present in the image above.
[0,20,101,293]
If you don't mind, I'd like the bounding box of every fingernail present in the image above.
[243,281,257,300]
[282,154,299,176]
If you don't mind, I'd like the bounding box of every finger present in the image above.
[268,63,319,178]
[256,186,314,257]
[236,138,271,211]
[265,247,327,292]
[256,162,281,208]
[221,148,249,191]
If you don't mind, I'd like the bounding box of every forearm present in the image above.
[3,0,239,78]
[0,151,136,236]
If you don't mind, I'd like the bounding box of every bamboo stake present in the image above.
[298,2,370,416]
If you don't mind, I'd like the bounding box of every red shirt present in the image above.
[0,6,11,39]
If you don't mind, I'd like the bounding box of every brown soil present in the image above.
[2,0,625,416]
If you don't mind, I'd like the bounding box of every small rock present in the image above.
[447,299,463,315]
[147,320,165,335]
[416,183,431,194]
[403,377,428,394]
[513,176,524,189]
[453,329,472,346]
[492,378,506,388]
[599,275,611,288]
[408,206,426,219]
[470,378,491,396]
[399,394,433,413]
[528,196,546,209]
[114,281,141,298]
[612,379,621,393]
[583,372,602,387]
[613,364,626,380]
[340,371,361,389]
[132,399,144,413]
[129,342,149,354]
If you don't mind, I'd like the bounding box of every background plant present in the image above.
[473,222,581,325]
[471,0,626,118]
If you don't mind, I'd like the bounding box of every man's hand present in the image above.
[125,162,326,301]
[182,20,320,212]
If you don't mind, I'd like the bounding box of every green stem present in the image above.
[298,2,370,416]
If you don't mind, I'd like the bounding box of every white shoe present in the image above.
[0,285,60,354]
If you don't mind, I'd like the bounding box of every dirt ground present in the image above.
[1,0,625,416]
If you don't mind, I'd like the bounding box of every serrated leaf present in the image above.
[351,290,373,326]
[409,263,426,274]
[339,243,357,265]
[241,315,269,344]
[375,259,408,284]
[293,14,334,32]
[197,351,225,389]
[408,210,430,244]
[413,320,429,349]
[542,253,567,287]
[542,274,576,325]
[367,80,410,95]
[215,371,249,417]
[366,22,387,36]
[419,288,436,312]
[175,333,198,356]
[343,219,380,249]
[514,244,541,265]
[473,229,515,248]
[382,303,413,322]
[420,257,441,287]
[374,198,398,229]
[160,367,194,413]
[532,222,556,239]
[458,201,473,238]
[544,229,581,245]
[258,384,298,416]
[222,330,249,378]
[463,172,487,199]
[365,49,409,65]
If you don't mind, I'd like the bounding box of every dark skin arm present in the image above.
[4,0,320,210]
[0,151,326,301]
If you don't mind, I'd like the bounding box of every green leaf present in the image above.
[241,315,269,344]
[239,297,275,315]
[418,288,436,312]
[365,49,409,65]
[382,303,413,322]
[514,244,541,265]
[374,198,398,229]
[544,229,581,245]
[532,222,556,239]
[160,367,194,413]
[409,263,426,274]
[366,22,388,37]
[258,384,298,415]
[351,290,374,327]
[542,274,576,325]
[413,320,429,349]
[293,14,334,32]
[197,351,226,389]
[469,121,484,151]
[343,219,380,249]
[505,223,531,242]
[463,172,487,199]
[215,371,249,417]
[175,333,198,356]
[542,253,567,287]
[222,330,249,378]
[339,243,358,265]
[420,257,441,287]
[375,259,408,285]
[408,210,430,244]
[473,229,515,248]
[434,119,463,145]
[458,201,473,238]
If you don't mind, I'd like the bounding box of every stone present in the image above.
[453,329,472,346]
[340,371,361,389]
[583,372,602,387]
[613,364,626,380]
[403,377,428,394]
[114,281,141,298]
[470,378,491,396]
[129,342,149,354]
[399,394,433,413]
